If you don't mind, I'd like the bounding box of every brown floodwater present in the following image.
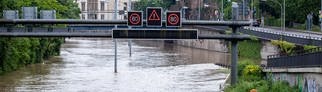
[0,38,229,92]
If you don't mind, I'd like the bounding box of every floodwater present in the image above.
[0,38,230,92]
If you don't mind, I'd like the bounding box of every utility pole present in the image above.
[321,0,322,32]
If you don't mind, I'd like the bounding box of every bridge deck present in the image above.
[0,27,250,40]
[242,27,322,46]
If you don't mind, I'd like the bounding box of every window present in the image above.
[100,1,105,11]
[101,14,105,20]
[81,2,86,11]
[82,14,85,19]
[88,0,98,12]
[88,14,97,19]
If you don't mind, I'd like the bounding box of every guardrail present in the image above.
[241,27,322,46]
[267,48,322,68]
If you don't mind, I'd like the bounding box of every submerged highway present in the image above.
[0,38,229,92]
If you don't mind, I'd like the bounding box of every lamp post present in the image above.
[221,0,224,21]
[262,0,285,35]
[198,0,201,20]
[270,0,283,32]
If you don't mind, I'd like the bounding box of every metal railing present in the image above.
[240,28,322,46]
[267,47,322,68]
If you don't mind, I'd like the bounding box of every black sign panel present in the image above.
[128,11,143,27]
[113,29,198,39]
[166,11,181,27]
[146,7,162,27]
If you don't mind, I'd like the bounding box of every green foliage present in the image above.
[303,45,318,51]
[225,80,299,92]
[271,40,296,54]
[265,16,283,27]
[238,40,262,61]
[0,0,78,75]
[237,59,255,77]
[225,59,299,92]
[0,0,80,19]
[225,80,268,92]
[263,0,320,26]
[0,38,64,75]
[242,65,263,81]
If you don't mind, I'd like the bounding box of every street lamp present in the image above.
[270,0,283,32]
[262,0,285,34]
[198,0,202,20]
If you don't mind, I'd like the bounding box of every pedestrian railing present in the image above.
[267,47,322,68]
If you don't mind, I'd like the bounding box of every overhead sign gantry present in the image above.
[118,7,196,39]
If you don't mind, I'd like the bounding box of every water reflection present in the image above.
[0,38,229,92]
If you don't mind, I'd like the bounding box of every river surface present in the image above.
[0,38,229,92]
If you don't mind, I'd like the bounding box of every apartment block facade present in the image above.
[75,0,133,20]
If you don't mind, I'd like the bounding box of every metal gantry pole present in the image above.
[114,0,118,73]
[231,2,239,85]
[128,0,132,57]
[231,27,238,85]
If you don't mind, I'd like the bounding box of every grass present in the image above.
[238,40,262,64]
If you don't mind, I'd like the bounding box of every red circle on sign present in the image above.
[130,13,141,25]
[167,14,179,25]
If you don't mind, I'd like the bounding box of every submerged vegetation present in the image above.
[0,0,80,74]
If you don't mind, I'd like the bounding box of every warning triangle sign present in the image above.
[148,10,161,21]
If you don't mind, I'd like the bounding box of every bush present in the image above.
[303,45,318,51]
[225,59,299,92]
[271,40,296,54]
[237,60,255,77]
[242,65,263,81]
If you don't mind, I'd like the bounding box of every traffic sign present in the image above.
[146,7,162,27]
[166,11,181,27]
[128,11,143,27]
[113,29,198,39]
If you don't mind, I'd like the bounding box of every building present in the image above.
[75,0,137,20]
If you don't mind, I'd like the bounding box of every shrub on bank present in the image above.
[224,60,299,92]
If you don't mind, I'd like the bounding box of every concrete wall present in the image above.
[175,27,229,53]
[270,72,322,92]
[260,41,280,65]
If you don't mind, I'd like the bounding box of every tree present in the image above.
[0,0,80,74]
[262,0,320,26]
